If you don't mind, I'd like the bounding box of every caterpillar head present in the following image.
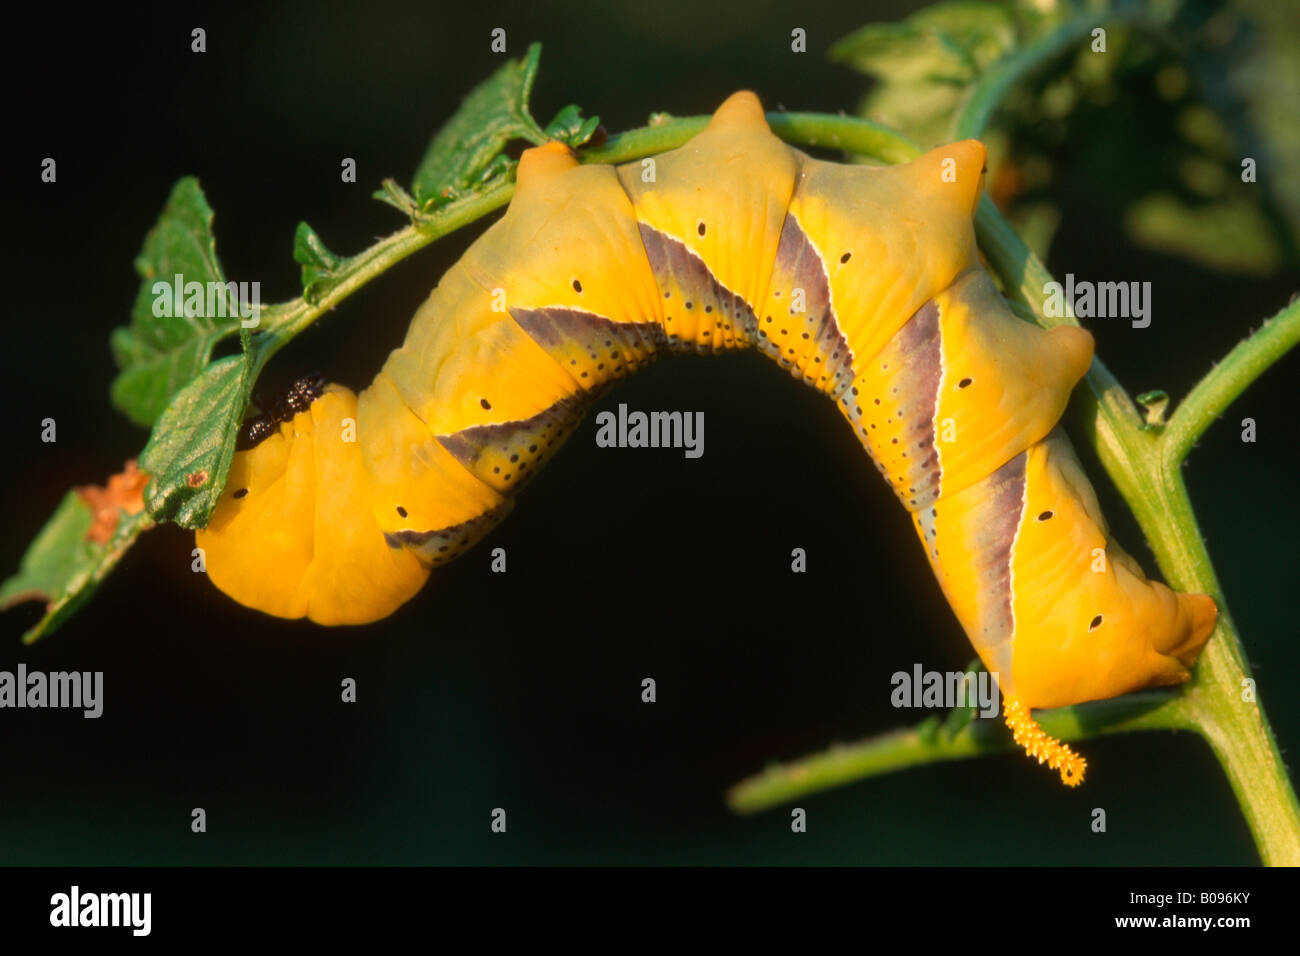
[196,382,431,625]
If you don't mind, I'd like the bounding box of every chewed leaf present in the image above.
[78,460,150,544]
[0,463,155,644]
[0,492,96,611]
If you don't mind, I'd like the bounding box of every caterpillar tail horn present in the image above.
[1003,697,1087,787]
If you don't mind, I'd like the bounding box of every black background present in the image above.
[1,1,1296,864]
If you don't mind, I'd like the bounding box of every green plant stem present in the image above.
[768,114,921,165]
[951,13,1116,142]
[1164,299,1300,468]
[583,116,708,163]
[588,111,921,166]
[1142,302,1300,862]
[729,692,1191,813]
[250,184,516,379]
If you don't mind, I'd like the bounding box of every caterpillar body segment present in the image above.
[197,92,1216,781]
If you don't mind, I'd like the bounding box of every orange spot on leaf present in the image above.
[76,459,149,545]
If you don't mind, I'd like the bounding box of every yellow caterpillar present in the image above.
[196,92,1217,784]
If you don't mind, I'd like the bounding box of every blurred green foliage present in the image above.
[834,0,1300,273]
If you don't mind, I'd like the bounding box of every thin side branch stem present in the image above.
[729,692,1191,814]
[1163,298,1300,467]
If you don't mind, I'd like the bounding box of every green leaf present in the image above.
[410,42,548,208]
[110,177,246,428]
[1125,193,1282,276]
[831,2,1021,147]
[1202,0,1300,265]
[910,0,1018,64]
[0,488,154,644]
[545,104,602,148]
[293,221,347,305]
[831,2,1018,82]
[0,491,95,610]
[138,346,255,529]
[830,22,975,82]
